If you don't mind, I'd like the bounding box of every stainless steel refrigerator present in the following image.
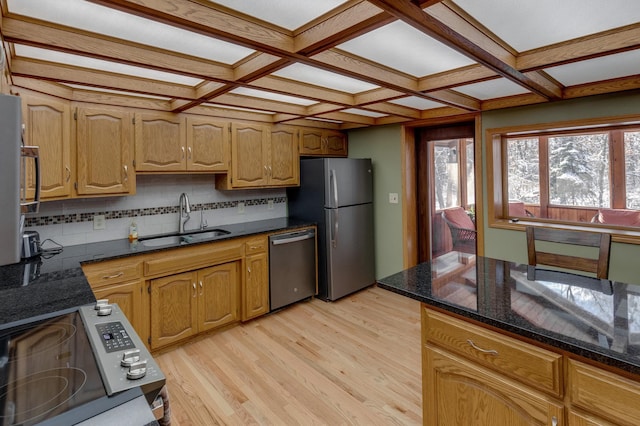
[288,158,375,301]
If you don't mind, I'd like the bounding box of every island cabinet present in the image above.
[242,235,269,320]
[216,122,299,189]
[423,306,640,426]
[299,128,347,157]
[75,106,135,195]
[20,93,72,199]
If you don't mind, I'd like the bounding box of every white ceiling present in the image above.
[2,0,639,128]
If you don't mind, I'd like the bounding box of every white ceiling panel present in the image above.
[389,96,446,110]
[453,0,640,52]
[454,78,530,100]
[545,50,640,86]
[14,45,203,86]
[341,108,387,118]
[338,21,475,77]
[63,84,172,100]
[7,0,254,64]
[273,63,378,93]
[209,0,348,31]
[230,87,317,106]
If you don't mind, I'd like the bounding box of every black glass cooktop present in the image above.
[0,312,106,426]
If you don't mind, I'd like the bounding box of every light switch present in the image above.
[268,199,274,210]
[389,193,399,204]
[237,202,245,214]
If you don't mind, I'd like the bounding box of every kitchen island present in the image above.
[378,254,640,425]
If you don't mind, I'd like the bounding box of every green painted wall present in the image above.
[481,90,640,284]
[347,124,404,279]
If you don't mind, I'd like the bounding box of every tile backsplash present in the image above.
[26,175,287,248]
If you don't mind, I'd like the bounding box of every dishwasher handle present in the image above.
[271,230,315,245]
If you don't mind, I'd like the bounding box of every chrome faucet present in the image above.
[178,192,191,234]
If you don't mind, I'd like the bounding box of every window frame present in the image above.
[487,114,640,244]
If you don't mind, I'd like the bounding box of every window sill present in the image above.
[489,218,640,245]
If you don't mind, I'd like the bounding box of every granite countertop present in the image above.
[0,217,314,326]
[377,254,640,375]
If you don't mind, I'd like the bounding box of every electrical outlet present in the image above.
[237,202,245,214]
[389,193,399,204]
[93,214,106,230]
[268,199,274,210]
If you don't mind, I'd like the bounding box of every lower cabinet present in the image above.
[242,236,269,321]
[150,261,240,350]
[424,345,564,425]
[93,279,146,342]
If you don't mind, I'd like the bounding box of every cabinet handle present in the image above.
[123,165,128,182]
[188,146,192,159]
[199,280,203,296]
[102,271,124,280]
[263,165,268,175]
[551,416,558,426]
[466,339,499,356]
[247,266,252,274]
[192,282,197,297]
[65,166,71,182]
[268,165,272,176]
[182,146,186,159]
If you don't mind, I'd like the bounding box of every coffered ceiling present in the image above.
[1,0,639,129]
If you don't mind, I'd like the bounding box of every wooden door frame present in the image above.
[400,114,483,268]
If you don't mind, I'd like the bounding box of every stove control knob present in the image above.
[94,299,109,310]
[127,359,148,380]
[97,305,112,316]
[121,349,141,367]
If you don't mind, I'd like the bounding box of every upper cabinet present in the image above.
[300,128,347,157]
[217,122,299,189]
[75,106,135,196]
[21,93,72,199]
[135,113,229,173]
[134,112,186,172]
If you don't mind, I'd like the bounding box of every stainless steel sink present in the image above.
[139,229,230,247]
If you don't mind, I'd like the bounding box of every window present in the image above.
[490,121,640,229]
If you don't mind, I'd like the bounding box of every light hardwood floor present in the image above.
[155,285,422,425]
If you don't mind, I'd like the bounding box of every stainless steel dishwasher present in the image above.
[269,228,317,311]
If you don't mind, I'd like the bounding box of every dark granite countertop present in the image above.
[0,217,314,326]
[377,254,640,375]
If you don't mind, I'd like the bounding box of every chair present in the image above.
[591,208,640,226]
[442,207,476,254]
[508,201,534,217]
[525,226,612,294]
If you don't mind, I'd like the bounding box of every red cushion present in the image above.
[443,207,475,230]
[597,208,640,226]
[508,201,527,217]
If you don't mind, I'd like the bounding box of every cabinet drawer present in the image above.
[568,359,640,426]
[82,258,141,288]
[423,307,563,397]
[144,240,244,277]
[245,235,267,254]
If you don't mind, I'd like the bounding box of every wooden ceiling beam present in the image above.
[368,0,563,100]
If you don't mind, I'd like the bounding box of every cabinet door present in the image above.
[231,122,269,187]
[21,94,72,199]
[568,409,617,426]
[324,130,348,157]
[93,279,146,344]
[76,107,134,195]
[269,126,299,186]
[198,262,239,332]
[300,128,324,156]
[150,271,198,349]
[135,113,186,172]
[243,252,269,320]
[186,116,229,172]
[424,345,564,426]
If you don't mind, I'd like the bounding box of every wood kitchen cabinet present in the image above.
[21,93,72,199]
[217,122,299,189]
[242,235,269,320]
[300,128,347,157]
[134,112,186,172]
[185,116,229,172]
[75,106,135,195]
[150,261,240,350]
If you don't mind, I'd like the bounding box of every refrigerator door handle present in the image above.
[331,209,338,248]
[20,146,40,214]
[330,169,338,208]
